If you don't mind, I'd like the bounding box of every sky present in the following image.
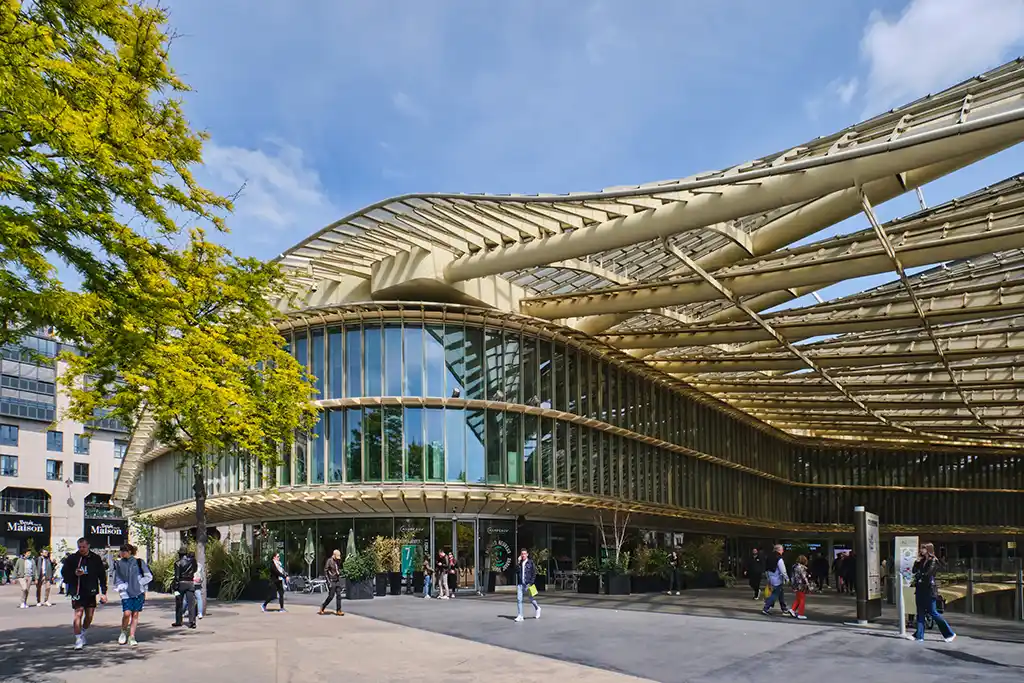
[165,0,1024,305]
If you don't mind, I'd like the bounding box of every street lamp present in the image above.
[64,478,74,507]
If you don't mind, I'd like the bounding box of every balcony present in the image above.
[0,496,50,515]
[84,504,123,519]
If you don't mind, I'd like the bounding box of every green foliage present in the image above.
[601,550,631,576]
[529,548,551,576]
[149,554,176,592]
[342,549,376,583]
[55,539,72,557]
[632,546,671,577]
[218,542,254,602]
[577,556,599,576]
[370,536,400,574]
[0,0,230,347]
[0,544,7,558]
[681,537,725,573]
[26,538,36,554]
[130,515,157,550]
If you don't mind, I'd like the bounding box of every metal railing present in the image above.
[0,496,50,515]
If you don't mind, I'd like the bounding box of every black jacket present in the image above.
[173,554,197,586]
[61,551,107,597]
[517,558,537,587]
[323,557,341,583]
[912,556,939,598]
[745,554,765,577]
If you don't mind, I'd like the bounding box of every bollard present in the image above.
[966,568,974,614]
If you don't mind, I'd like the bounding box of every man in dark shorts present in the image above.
[60,537,108,650]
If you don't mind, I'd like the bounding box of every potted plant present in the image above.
[577,556,600,594]
[369,536,390,597]
[343,549,375,600]
[682,538,725,588]
[602,551,631,595]
[530,548,550,592]
[383,536,404,595]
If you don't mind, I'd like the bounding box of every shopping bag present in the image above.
[761,585,772,599]
[528,584,538,597]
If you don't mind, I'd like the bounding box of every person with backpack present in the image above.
[171,547,198,628]
[910,543,956,642]
[761,545,793,617]
[790,555,810,620]
[319,549,344,615]
[61,537,108,650]
[113,544,153,645]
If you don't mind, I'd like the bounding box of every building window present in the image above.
[46,459,63,481]
[74,434,90,455]
[113,439,128,460]
[0,424,18,447]
[73,462,89,483]
[0,455,17,477]
[113,467,120,481]
[47,430,63,452]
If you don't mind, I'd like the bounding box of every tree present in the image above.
[0,0,229,347]
[596,509,631,571]
[61,232,318,609]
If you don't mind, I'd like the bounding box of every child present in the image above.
[791,555,810,620]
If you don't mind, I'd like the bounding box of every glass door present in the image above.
[432,518,478,593]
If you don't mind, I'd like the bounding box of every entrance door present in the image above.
[433,518,477,593]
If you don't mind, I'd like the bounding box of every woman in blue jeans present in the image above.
[912,543,955,642]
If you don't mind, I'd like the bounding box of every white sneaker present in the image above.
[424,595,431,599]
[535,606,542,620]
[74,635,84,650]
[18,603,27,609]
[514,615,524,623]
[197,613,204,620]
[796,615,807,620]
[34,602,41,607]
[118,631,128,645]
[43,601,52,607]
[80,630,87,646]
[944,634,957,643]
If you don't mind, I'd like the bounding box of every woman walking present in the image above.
[436,550,450,599]
[261,552,288,613]
[319,549,344,615]
[790,555,810,620]
[911,543,955,642]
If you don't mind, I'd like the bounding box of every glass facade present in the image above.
[133,314,1024,532]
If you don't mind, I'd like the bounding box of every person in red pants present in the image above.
[791,555,810,620]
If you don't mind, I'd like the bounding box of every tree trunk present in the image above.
[192,459,207,615]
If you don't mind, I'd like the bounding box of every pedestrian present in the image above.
[790,555,810,620]
[844,550,857,595]
[261,551,287,613]
[171,547,198,628]
[447,551,457,597]
[0,556,8,584]
[514,548,541,622]
[910,543,956,643]
[761,544,793,617]
[812,553,829,591]
[422,553,433,599]
[113,544,153,646]
[192,561,205,620]
[667,548,682,596]
[60,537,108,650]
[745,548,765,600]
[14,549,34,609]
[34,548,54,607]
[319,549,344,616]
[436,549,450,599]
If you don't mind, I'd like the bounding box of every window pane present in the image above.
[384,325,403,396]
[522,337,537,405]
[311,416,325,484]
[424,325,445,397]
[295,331,308,373]
[444,324,465,397]
[540,417,553,487]
[346,408,362,482]
[504,333,520,403]
[554,344,565,411]
[426,408,445,481]
[364,326,383,396]
[47,430,63,452]
[524,414,538,486]
[466,409,486,483]
[384,405,403,481]
[280,437,292,486]
[345,328,362,397]
[486,409,504,484]
[485,330,503,400]
[404,325,424,397]
[465,327,485,400]
[506,412,521,485]
[539,342,552,408]
[445,408,466,482]
[364,407,382,481]
[295,432,308,485]
[328,409,344,483]
[311,328,325,398]
[328,328,343,399]
[405,407,424,481]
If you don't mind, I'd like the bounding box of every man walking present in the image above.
[667,548,682,596]
[318,549,344,616]
[34,548,54,606]
[436,549,450,599]
[514,548,541,622]
[171,547,198,628]
[761,544,793,617]
[745,548,765,600]
[14,549,34,609]
[113,544,153,645]
[61,538,108,650]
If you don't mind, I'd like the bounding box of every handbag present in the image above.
[761,584,772,599]
[528,584,538,597]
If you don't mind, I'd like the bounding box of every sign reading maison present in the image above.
[7,518,45,534]
[84,517,128,548]
[0,514,51,539]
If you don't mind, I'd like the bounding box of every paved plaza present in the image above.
[1,585,1023,683]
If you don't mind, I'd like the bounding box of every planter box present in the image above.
[239,578,270,601]
[535,575,547,592]
[206,581,221,600]
[485,571,496,594]
[346,578,374,600]
[387,572,403,595]
[374,573,388,597]
[689,571,724,589]
[604,573,631,596]
[577,575,600,594]
[411,571,424,593]
[632,575,666,593]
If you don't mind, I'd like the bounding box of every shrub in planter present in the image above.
[374,573,389,596]
[577,556,600,594]
[602,552,631,595]
[343,551,375,600]
[388,572,403,595]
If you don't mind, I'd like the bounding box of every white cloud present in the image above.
[860,0,1024,112]
[391,91,428,122]
[198,141,340,253]
[836,77,858,105]
[804,77,860,120]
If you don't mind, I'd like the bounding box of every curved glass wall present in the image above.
[130,314,1024,531]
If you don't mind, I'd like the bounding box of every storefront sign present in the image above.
[1,514,50,538]
[865,512,881,601]
[895,535,919,609]
[84,517,127,548]
[491,539,512,572]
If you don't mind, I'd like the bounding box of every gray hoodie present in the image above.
[113,557,153,599]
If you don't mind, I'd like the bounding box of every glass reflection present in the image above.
[405,406,424,481]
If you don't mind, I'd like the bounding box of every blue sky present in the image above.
[167,0,1024,304]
